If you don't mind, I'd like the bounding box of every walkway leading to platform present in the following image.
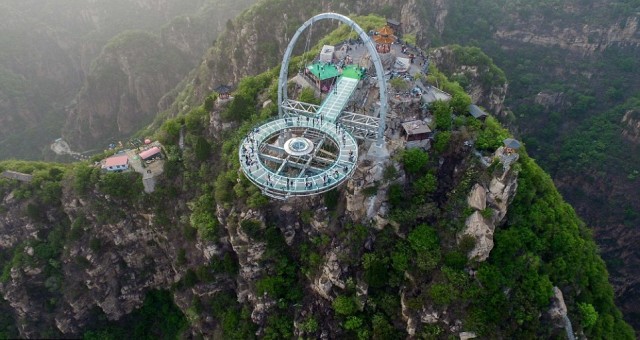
[319,77,359,123]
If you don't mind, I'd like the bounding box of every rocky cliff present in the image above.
[61,0,258,151]
[0,59,635,337]
[429,46,508,116]
[63,31,193,151]
[622,109,640,144]
[1,0,638,336]
[158,0,640,330]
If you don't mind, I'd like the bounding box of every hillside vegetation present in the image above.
[0,39,634,336]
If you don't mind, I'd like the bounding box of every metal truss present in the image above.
[281,99,320,117]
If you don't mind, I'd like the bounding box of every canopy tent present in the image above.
[307,62,340,81]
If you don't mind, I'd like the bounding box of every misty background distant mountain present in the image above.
[0,0,256,160]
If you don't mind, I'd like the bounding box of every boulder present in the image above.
[548,286,568,326]
[459,331,478,340]
[467,184,486,211]
[368,164,385,182]
[487,170,518,224]
[459,211,494,261]
[420,306,440,324]
[311,249,346,300]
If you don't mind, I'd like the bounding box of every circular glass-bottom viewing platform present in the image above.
[239,117,358,199]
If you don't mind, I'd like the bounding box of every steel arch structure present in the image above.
[277,12,388,148]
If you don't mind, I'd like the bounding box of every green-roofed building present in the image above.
[304,61,365,93]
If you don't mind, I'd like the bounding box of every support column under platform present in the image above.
[366,141,390,161]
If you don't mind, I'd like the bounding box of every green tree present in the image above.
[298,87,320,105]
[98,172,143,199]
[389,78,410,91]
[343,316,363,330]
[332,295,358,316]
[408,224,439,252]
[579,302,598,329]
[413,173,437,195]
[362,253,389,288]
[476,116,509,151]
[160,119,182,144]
[433,131,451,153]
[194,137,211,161]
[450,91,471,115]
[432,100,452,130]
[402,148,429,174]
[204,94,217,111]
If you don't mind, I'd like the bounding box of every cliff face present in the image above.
[493,9,640,55]
[0,129,517,338]
[0,177,207,337]
[622,110,640,144]
[429,46,508,116]
[63,31,193,151]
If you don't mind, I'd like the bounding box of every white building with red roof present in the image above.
[101,154,129,172]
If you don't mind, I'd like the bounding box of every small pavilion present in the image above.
[503,138,521,154]
[214,85,232,100]
[402,120,432,140]
[386,19,401,36]
[373,25,396,54]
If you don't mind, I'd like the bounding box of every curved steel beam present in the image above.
[277,12,388,146]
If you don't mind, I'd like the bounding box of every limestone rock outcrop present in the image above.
[460,212,494,261]
[459,331,478,340]
[622,110,640,144]
[487,165,519,224]
[345,160,394,229]
[430,46,508,116]
[312,248,347,300]
[548,286,569,327]
[459,155,518,261]
[400,291,419,337]
[467,184,486,211]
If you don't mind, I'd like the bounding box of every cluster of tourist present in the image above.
[376,43,391,53]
